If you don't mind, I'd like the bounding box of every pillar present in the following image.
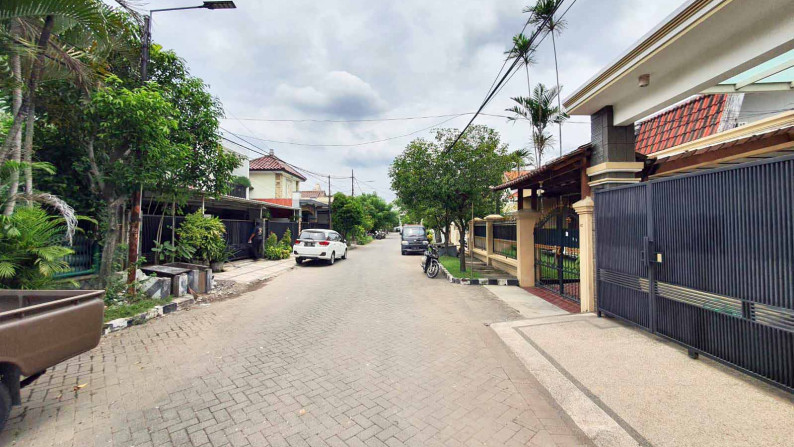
[588,106,643,188]
[573,197,595,312]
[515,209,541,287]
[484,214,503,265]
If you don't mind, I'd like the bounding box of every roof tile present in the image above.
[635,95,727,155]
[249,155,307,181]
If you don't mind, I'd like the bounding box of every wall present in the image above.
[249,171,303,200]
[738,91,794,124]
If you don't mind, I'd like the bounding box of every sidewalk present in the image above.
[213,257,295,285]
[485,287,794,447]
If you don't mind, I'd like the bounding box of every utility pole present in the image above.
[328,175,332,230]
[351,170,354,196]
[127,2,236,285]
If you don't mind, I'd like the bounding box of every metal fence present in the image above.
[473,223,486,250]
[595,155,794,392]
[141,215,255,263]
[54,234,100,278]
[267,221,298,241]
[492,221,517,259]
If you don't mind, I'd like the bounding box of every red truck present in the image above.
[0,290,104,431]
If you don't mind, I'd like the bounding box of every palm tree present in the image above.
[505,83,567,167]
[504,33,537,105]
[0,0,122,216]
[525,0,566,157]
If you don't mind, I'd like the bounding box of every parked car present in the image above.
[401,225,429,255]
[1,290,105,431]
[294,229,348,265]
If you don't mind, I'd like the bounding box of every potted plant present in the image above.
[209,245,237,272]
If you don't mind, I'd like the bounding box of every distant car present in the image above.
[401,225,429,255]
[293,229,348,265]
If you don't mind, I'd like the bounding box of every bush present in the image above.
[264,232,291,260]
[0,206,74,289]
[280,228,292,248]
[177,211,226,263]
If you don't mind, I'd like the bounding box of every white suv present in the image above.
[293,229,348,265]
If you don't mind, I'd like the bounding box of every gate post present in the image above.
[573,197,595,312]
[484,214,502,266]
[516,209,541,287]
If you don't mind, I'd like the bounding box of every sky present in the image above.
[141,0,688,201]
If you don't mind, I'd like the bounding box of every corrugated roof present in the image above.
[635,94,727,155]
[249,154,307,181]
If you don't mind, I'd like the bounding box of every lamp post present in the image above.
[127,1,236,285]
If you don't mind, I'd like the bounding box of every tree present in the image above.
[81,77,185,281]
[357,193,399,233]
[330,193,364,242]
[526,0,567,157]
[506,83,566,166]
[390,125,515,271]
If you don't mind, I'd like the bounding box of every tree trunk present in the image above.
[99,200,122,286]
[2,48,23,216]
[22,102,34,201]
[443,222,451,249]
[551,31,563,158]
[170,201,176,263]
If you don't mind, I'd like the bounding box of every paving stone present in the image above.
[2,239,589,447]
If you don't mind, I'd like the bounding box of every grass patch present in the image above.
[104,297,173,322]
[356,235,373,245]
[537,252,579,280]
[439,256,481,279]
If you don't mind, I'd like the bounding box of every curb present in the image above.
[103,296,195,335]
[438,262,519,286]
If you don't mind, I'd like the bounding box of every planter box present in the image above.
[163,262,213,293]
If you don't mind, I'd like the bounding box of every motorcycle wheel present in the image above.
[426,261,440,278]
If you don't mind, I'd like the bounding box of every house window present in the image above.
[275,174,282,198]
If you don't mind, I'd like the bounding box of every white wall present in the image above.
[738,91,794,124]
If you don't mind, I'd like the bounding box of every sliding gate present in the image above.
[595,156,794,391]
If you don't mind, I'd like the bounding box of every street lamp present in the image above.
[128,1,236,284]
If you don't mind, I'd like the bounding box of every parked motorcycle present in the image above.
[421,245,440,278]
[375,230,386,240]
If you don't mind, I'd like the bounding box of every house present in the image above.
[248,149,306,221]
[300,184,331,229]
[486,0,794,391]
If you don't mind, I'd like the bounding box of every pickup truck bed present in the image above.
[0,290,104,431]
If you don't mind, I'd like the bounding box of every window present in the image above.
[298,231,327,241]
[403,227,425,237]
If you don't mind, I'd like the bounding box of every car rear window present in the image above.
[403,227,425,237]
[299,231,327,241]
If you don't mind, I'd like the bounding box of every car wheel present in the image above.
[401,251,406,255]
[342,249,347,260]
[295,257,303,265]
[0,382,11,433]
[328,252,335,265]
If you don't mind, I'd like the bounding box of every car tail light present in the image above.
[319,241,330,246]
[294,240,300,245]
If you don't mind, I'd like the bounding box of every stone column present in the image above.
[515,209,541,287]
[484,214,503,265]
[573,197,595,312]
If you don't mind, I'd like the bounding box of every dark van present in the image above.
[400,225,428,255]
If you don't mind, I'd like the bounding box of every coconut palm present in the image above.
[0,0,133,216]
[525,0,566,157]
[505,83,567,167]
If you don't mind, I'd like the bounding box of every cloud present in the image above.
[274,71,387,119]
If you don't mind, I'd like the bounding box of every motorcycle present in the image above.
[421,245,440,278]
[375,230,386,240]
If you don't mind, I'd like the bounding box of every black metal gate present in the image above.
[534,206,580,302]
[595,156,794,392]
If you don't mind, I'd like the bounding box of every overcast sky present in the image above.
[144,0,687,201]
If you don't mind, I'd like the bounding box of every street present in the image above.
[2,235,589,447]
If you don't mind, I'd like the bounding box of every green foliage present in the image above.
[176,211,226,263]
[104,297,173,322]
[506,83,568,165]
[355,193,399,232]
[151,240,195,263]
[331,193,364,241]
[264,232,290,260]
[356,234,373,245]
[0,205,74,289]
[280,228,292,248]
[232,175,252,188]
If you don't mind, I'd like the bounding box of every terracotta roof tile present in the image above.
[635,95,727,155]
[300,190,324,199]
[255,198,296,208]
[249,155,307,181]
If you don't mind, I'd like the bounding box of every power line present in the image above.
[444,0,567,152]
[222,113,469,123]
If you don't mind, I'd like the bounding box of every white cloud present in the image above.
[274,71,387,118]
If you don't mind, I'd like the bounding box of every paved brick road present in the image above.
[2,236,589,447]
